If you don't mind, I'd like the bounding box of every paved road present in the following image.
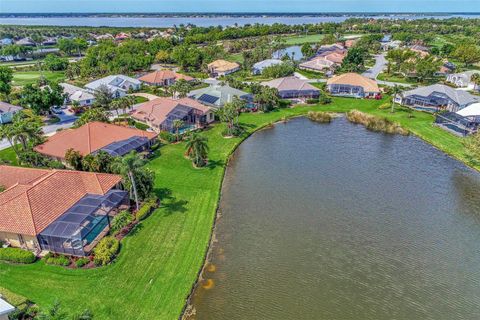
[362,53,387,80]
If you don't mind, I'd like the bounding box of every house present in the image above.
[446,70,480,91]
[138,70,194,86]
[326,73,381,98]
[60,83,95,107]
[252,59,284,75]
[41,37,57,46]
[0,102,22,124]
[95,33,114,41]
[396,84,479,112]
[261,76,320,100]
[316,44,347,57]
[34,122,158,162]
[344,39,358,48]
[299,52,345,73]
[381,40,402,51]
[115,32,130,41]
[132,97,214,132]
[0,297,15,320]
[381,35,392,43]
[409,44,430,58]
[15,37,35,46]
[188,84,253,109]
[0,165,128,256]
[207,60,240,77]
[0,38,13,46]
[85,75,141,98]
[434,103,480,136]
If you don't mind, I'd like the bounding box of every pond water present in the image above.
[272,45,303,61]
[190,116,480,320]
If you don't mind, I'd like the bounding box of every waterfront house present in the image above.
[60,83,95,107]
[132,97,214,132]
[315,44,347,57]
[207,60,240,77]
[0,102,22,124]
[34,121,158,162]
[252,59,283,75]
[326,73,381,98]
[188,84,253,109]
[138,70,194,86]
[446,70,480,91]
[261,76,320,100]
[85,75,141,98]
[397,84,479,112]
[0,165,128,256]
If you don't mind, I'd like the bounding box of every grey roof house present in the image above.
[60,83,95,107]
[261,76,320,100]
[85,75,141,98]
[252,59,284,75]
[446,70,480,90]
[188,85,253,108]
[0,102,23,124]
[397,84,479,112]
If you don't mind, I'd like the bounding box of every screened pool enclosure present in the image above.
[38,190,129,256]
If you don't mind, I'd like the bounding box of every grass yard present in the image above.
[0,96,476,319]
[283,33,325,45]
[12,71,65,86]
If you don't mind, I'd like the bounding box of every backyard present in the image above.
[0,96,476,319]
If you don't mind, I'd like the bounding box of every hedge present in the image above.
[135,196,159,221]
[44,253,70,266]
[93,237,120,266]
[0,248,36,264]
[75,257,90,268]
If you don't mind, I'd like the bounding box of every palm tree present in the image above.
[172,119,184,141]
[390,85,402,113]
[185,133,209,168]
[10,111,44,152]
[109,99,122,119]
[0,124,19,158]
[111,151,145,210]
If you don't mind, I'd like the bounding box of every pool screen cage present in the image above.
[38,190,129,256]
[97,136,151,157]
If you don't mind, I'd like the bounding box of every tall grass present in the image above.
[346,110,409,136]
[307,111,335,123]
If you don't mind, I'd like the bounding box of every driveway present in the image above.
[130,92,160,101]
[362,54,387,80]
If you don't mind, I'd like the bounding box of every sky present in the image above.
[0,0,479,13]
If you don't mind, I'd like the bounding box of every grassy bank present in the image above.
[0,96,476,319]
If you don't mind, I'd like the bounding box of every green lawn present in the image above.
[283,34,325,45]
[12,71,65,86]
[0,147,18,166]
[0,96,475,319]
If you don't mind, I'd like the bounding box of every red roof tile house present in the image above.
[0,166,127,256]
[34,122,158,162]
[138,70,194,86]
[132,97,214,133]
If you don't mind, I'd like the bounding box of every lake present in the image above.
[189,116,480,320]
[272,45,303,61]
[0,14,478,27]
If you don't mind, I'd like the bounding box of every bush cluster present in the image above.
[75,257,90,268]
[0,248,36,264]
[44,253,70,266]
[110,210,134,235]
[135,195,159,221]
[159,131,176,143]
[346,110,409,136]
[307,111,335,123]
[93,236,120,266]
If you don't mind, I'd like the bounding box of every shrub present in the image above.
[93,237,120,266]
[75,257,90,268]
[0,248,36,264]
[306,98,319,104]
[346,110,409,136]
[159,131,176,143]
[278,99,292,108]
[44,254,70,266]
[318,95,332,105]
[135,195,159,221]
[307,111,335,123]
[110,210,134,235]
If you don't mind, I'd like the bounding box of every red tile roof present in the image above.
[138,70,194,85]
[0,165,122,236]
[34,122,157,159]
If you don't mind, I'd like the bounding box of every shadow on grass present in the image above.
[206,159,225,170]
[154,187,189,216]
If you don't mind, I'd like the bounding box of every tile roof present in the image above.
[138,70,194,84]
[132,97,210,127]
[403,84,479,106]
[207,60,240,72]
[0,165,121,236]
[34,122,157,159]
[261,77,320,92]
[327,73,380,93]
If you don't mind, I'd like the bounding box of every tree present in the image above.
[44,54,69,71]
[20,82,65,115]
[415,56,441,83]
[155,50,170,63]
[111,151,147,210]
[169,79,192,98]
[471,73,480,91]
[171,44,203,71]
[254,86,279,112]
[216,102,239,137]
[0,123,20,158]
[185,133,209,168]
[65,148,83,170]
[65,63,81,80]
[0,66,13,100]
[261,63,295,78]
[390,85,402,113]
[341,47,369,72]
[453,44,480,67]
[93,84,114,109]
[301,43,315,58]
[320,33,337,45]
[73,108,110,127]
[9,111,44,152]
[172,119,184,141]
